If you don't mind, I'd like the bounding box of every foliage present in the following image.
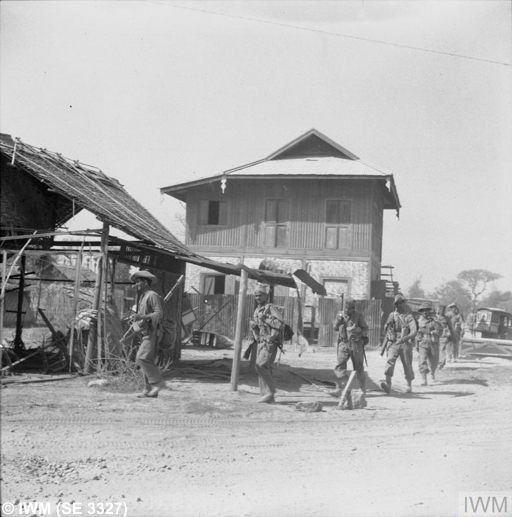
[432,280,472,315]
[168,201,187,242]
[114,261,132,283]
[407,277,426,299]
[479,290,512,312]
[457,269,503,309]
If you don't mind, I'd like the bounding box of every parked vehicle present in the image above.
[474,307,512,340]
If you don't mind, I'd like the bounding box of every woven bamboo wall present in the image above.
[185,294,300,343]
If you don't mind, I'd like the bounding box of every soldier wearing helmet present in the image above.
[447,303,464,361]
[416,303,441,385]
[380,294,417,394]
[249,285,284,403]
[329,296,369,397]
[437,304,455,369]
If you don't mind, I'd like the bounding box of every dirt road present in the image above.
[1,346,511,517]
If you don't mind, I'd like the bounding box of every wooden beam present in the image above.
[230,268,248,391]
[84,222,109,373]
[14,255,26,351]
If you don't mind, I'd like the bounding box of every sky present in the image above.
[1,0,511,295]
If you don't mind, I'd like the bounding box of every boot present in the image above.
[430,371,436,383]
[380,375,392,394]
[146,380,166,398]
[405,380,413,393]
[359,373,367,395]
[420,374,428,386]
[258,393,275,404]
[328,379,343,398]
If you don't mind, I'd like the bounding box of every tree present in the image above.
[168,201,187,242]
[407,277,426,299]
[432,280,472,315]
[457,269,503,310]
[480,290,512,312]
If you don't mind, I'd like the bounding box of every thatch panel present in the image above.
[0,137,192,257]
[0,155,72,232]
[2,290,33,327]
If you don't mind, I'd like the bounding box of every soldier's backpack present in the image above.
[283,324,294,342]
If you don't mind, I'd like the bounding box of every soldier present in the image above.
[448,303,464,360]
[436,304,455,370]
[416,303,440,385]
[249,285,284,404]
[129,270,166,398]
[329,297,368,397]
[466,310,477,337]
[380,294,417,394]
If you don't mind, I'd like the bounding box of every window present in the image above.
[199,200,227,225]
[325,200,351,249]
[323,279,350,299]
[202,274,226,294]
[264,199,289,248]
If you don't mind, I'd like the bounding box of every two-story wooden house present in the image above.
[161,129,401,303]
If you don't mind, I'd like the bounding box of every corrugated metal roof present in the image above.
[160,129,401,213]
[0,134,299,288]
[226,156,390,177]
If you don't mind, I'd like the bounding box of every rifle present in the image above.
[243,339,257,360]
[362,342,368,366]
[243,326,260,360]
[380,319,396,356]
[379,336,389,356]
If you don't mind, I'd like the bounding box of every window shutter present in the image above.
[325,226,338,249]
[325,200,339,224]
[265,200,278,222]
[277,200,289,223]
[340,201,351,224]
[276,224,288,247]
[264,225,276,247]
[218,201,227,225]
[339,227,350,248]
[199,200,209,225]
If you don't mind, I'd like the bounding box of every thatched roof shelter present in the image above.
[0,133,193,257]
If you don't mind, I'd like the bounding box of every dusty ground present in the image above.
[1,344,512,517]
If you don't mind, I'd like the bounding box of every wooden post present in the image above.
[338,371,356,409]
[100,251,109,369]
[84,257,102,373]
[98,223,109,371]
[84,223,109,373]
[68,242,84,373]
[13,254,26,352]
[0,250,7,371]
[230,268,248,391]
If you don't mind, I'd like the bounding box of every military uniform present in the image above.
[332,305,368,394]
[448,304,464,360]
[252,297,284,403]
[381,295,417,394]
[416,307,441,385]
[437,306,455,369]
[129,270,166,399]
[135,289,164,388]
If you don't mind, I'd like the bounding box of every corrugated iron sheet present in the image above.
[227,157,390,178]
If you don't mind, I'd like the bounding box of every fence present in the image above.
[184,293,382,349]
